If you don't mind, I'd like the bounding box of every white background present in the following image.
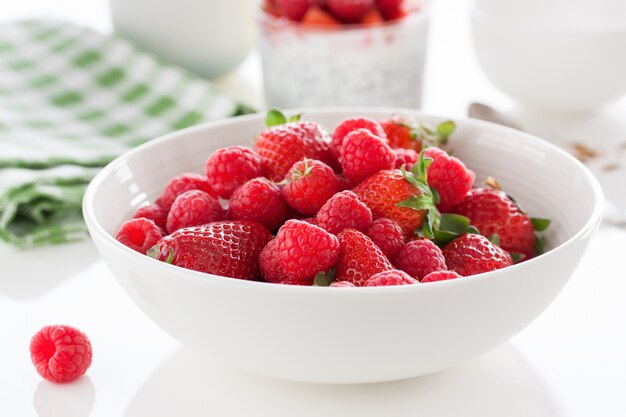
[1,0,625,416]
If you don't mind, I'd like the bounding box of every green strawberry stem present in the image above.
[531,217,551,231]
[313,267,336,286]
[265,109,302,127]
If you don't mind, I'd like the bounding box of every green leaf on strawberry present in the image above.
[488,234,500,246]
[313,267,336,287]
[436,120,456,144]
[510,252,526,263]
[266,109,287,127]
[288,113,302,123]
[531,217,551,232]
[534,234,547,255]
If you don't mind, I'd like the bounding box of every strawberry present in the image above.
[325,0,374,23]
[277,0,311,21]
[330,117,387,160]
[153,221,272,280]
[335,229,393,286]
[316,190,373,235]
[365,269,419,286]
[275,220,340,283]
[254,111,332,181]
[394,239,447,280]
[380,117,456,152]
[453,188,539,260]
[301,5,342,27]
[424,147,475,212]
[281,159,340,215]
[341,129,395,184]
[442,234,513,277]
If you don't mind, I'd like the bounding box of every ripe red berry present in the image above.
[393,148,419,170]
[341,129,395,185]
[205,146,266,199]
[381,117,422,152]
[166,190,226,233]
[335,229,393,286]
[394,239,447,280]
[330,280,356,287]
[116,218,164,254]
[442,234,513,277]
[424,147,475,212]
[365,269,419,286]
[259,239,293,284]
[365,218,405,262]
[133,204,168,231]
[275,219,341,283]
[302,5,343,26]
[375,0,404,20]
[454,188,536,259]
[155,221,272,279]
[325,0,374,23]
[281,159,340,215]
[30,325,92,383]
[277,0,311,20]
[229,177,288,231]
[316,190,373,235]
[330,117,387,159]
[422,270,463,283]
[254,120,331,181]
[157,173,216,210]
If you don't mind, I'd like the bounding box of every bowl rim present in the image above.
[83,107,604,294]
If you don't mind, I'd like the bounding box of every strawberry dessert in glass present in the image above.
[258,0,430,108]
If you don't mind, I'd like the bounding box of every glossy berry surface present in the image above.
[30,325,92,383]
[442,234,513,277]
[116,218,164,254]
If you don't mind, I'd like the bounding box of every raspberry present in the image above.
[277,0,311,20]
[259,239,293,284]
[133,204,168,231]
[442,234,513,277]
[281,159,340,215]
[330,117,387,159]
[393,148,419,170]
[30,325,92,383]
[166,190,225,233]
[365,269,419,286]
[341,129,395,185]
[325,0,374,23]
[335,174,351,190]
[395,239,447,280]
[157,173,216,210]
[330,280,356,287]
[422,270,463,283]
[275,220,340,283]
[365,218,405,262]
[205,146,266,199]
[229,177,288,231]
[335,229,393,286]
[424,147,475,212]
[316,191,373,235]
[116,218,164,254]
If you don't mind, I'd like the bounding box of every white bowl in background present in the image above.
[83,108,603,383]
[471,0,626,112]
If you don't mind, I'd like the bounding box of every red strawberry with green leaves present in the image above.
[151,221,272,280]
[380,117,456,152]
[254,110,333,181]
[335,229,393,286]
[453,187,550,260]
[442,233,513,276]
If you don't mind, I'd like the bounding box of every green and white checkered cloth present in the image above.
[0,19,253,249]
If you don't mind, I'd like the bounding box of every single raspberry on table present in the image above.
[365,269,419,286]
[154,221,272,280]
[116,218,164,254]
[395,239,447,280]
[341,129,396,185]
[365,218,405,262]
[422,270,463,283]
[30,325,92,383]
[325,0,374,23]
[424,147,475,212]
[133,204,168,231]
[330,280,356,287]
[156,173,216,210]
[275,219,341,284]
[281,159,340,215]
[166,190,225,233]
[454,188,536,260]
[229,177,288,231]
[442,233,513,277]
[254,120,332,181]
[316,190,373,235]
[205,146,266,199]
[393,148,419,170]
[335,229,393,286]
[330,117,387,160]
[277,0,311,20]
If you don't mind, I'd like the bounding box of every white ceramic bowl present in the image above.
[83,109,603,383]
[471,0,626,112]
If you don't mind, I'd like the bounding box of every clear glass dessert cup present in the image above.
[258,7,430,109]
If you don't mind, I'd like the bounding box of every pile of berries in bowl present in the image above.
[83,108,602,383]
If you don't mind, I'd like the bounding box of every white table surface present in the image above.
[1,1,625,416]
